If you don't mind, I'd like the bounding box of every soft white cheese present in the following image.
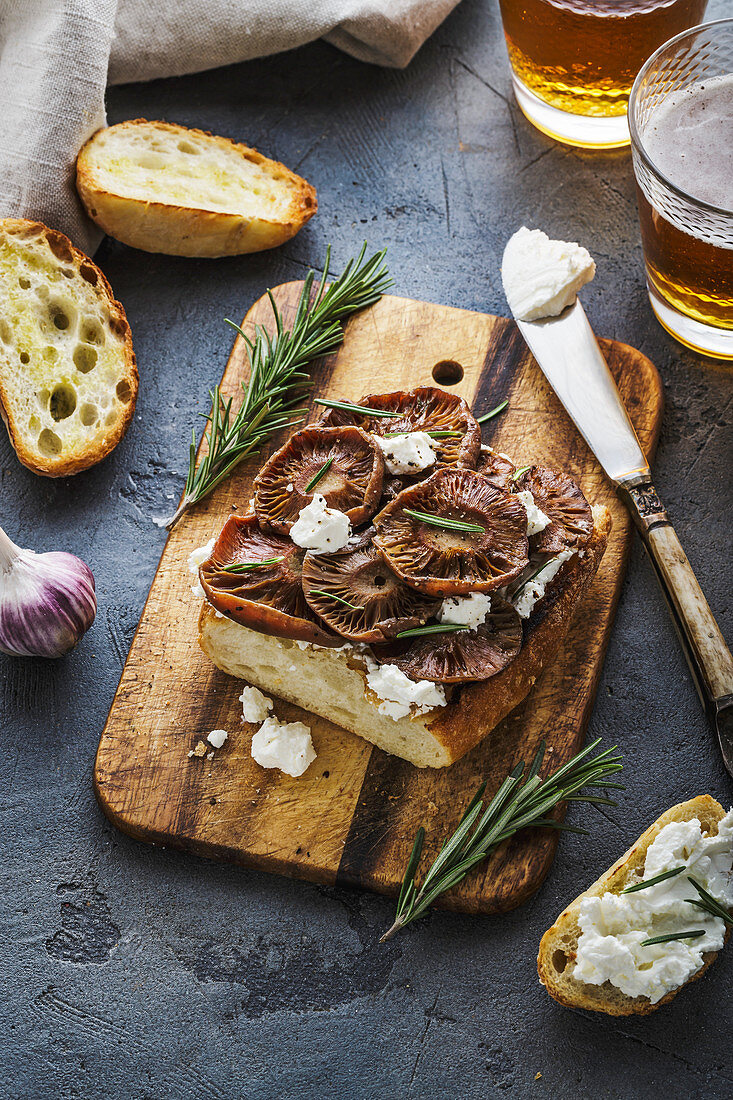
[574,809,733,1004]
[501,227,596,322]
[250,716,316,777]
[516,489,551,537]
[187,536,215,599]
[290,493,351,553]
[375,431,437,476]
[438,592,492,629]
[366,663,447,721]
[206,729,228,749]
[511,550,574,619]
[239,685,273,724]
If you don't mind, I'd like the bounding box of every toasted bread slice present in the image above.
[76,120,317,257]
[0,219,137,477]
[198,504,611,768]
[538,795,731,1016]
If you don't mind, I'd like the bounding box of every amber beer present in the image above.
[635,76,733,334]
[499,0,708,118]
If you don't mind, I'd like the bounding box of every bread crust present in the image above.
[76,120,317,257]
[198,504,612,767]
[537,795,730,1015]
[0,218,137,477]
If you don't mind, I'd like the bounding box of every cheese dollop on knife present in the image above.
[502,227,596,322]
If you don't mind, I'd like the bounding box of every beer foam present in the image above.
[642,74,733,210]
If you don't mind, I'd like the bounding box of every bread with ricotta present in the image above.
[199,503,611,768]
[537,795,731,1015]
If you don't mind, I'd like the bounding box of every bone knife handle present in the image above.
[618,479,733,774]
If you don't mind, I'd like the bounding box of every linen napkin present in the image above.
[0,0,461,254]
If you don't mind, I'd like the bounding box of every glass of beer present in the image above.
[629,19,733,359]
[498,0,708,149]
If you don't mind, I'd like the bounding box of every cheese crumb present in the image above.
[511,551,574,619]
[239,685,274,724]
[366,663,447,721]
[206,729,228,749]
[290,494,351,552]
[516,489,551,537]
[438,592,491,629]
[250,716,316,777]
[375,431,437,476]
[187,537,215,599]
[502,227,596,322]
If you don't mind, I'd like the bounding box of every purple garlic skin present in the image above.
[0,533,97,658]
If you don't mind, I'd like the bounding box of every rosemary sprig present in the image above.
[220,556,283,574]
[396,623,471,639]
[403,508,485,534]
[686,877,733,924]
[381,737,623,941]
[512,465,531,481]
[160,245,392,528]
[622,866,685,893]
[309,589,362,611]
[314,397,401,419]
[640,930,706,947]
[305,457,334,493]
[477,399,508,424]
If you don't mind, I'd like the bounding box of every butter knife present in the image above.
[512,299,733,777]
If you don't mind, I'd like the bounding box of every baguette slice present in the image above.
[76,120,317,257]
[538,795,731,1016]
[0,219,137,476]
[199,504,611,768]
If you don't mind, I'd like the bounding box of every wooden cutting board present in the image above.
[94,284,662,915]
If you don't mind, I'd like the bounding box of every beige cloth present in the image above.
[0,0,460,253]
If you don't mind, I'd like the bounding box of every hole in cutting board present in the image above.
[432,360,464,385]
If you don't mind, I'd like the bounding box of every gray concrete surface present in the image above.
[1,1,731,1097]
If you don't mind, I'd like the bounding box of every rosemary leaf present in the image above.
[309,589,362,611]
[221,556,284,574]
[305,456,334,493]
[622,866,685,894]
[686,877,733,924]
[380,738,623,941]
[314,397,401,419]
[396,623,471,639]
[476,399,508,424]
[640,930,706,947]
[403,508,485,534]
[161,244,392,528]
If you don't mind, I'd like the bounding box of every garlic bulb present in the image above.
[0,525,97,658]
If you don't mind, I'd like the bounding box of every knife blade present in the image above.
[512,299,733,777]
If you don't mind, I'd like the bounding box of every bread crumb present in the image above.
[189,740,207,758]
[426,800,439,817]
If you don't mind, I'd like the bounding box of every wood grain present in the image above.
[94,284,663,913]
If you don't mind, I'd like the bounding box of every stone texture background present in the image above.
[1,1,731,1097]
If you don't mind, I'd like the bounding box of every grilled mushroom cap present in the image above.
[301,530,440,642]
[375,597,522,682]
[373,467,529,596]
[319,386,481,469]
[515,465,593,554]
[475,445,516,490]
[199,514,341,646]
[254,426,384,533]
